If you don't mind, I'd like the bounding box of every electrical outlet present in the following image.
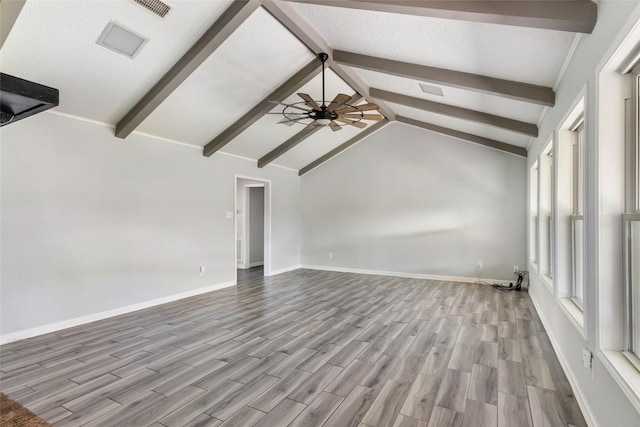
[329,252,333,259]
[582,348,592,369]
[199,266,205,276]
[477,261,483,269]
[514,265,519,274]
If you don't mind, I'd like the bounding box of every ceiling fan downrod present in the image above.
[318,52,329,108]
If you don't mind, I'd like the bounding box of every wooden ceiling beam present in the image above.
[258,94,362,168]
[115,0,261,139]
[299,120,390,176]
[258,125,322,168]
[261,0,332,55]
[397,116,527,157]
[262,0,396,121]
[203,59,319,157]
[334,50,554,107]
[283,0,597,33]
[370,88,538,137]
[329,64,396,120]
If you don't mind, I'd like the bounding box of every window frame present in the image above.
[571,118,586,308]
[623,62,640,366]
[538,139,554,285]
[549,149,554,280]
[624,213,640,367]
[530,162,539,267]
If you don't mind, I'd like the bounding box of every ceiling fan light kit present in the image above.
[270,53,383,131]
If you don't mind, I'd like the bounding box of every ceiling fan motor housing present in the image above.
[313,107,337,122]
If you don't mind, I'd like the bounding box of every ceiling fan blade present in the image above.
[335,103,379,113]
[336,117,367,129]
[304,121,319,130]
[265,112,307,115]
[328,121,342,132]
[326,93,352,112]
[340,113,384,121]
[278,117,308,124]
[297,93,321,110]
[268,101,311,112]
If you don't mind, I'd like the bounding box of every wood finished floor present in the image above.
[0,268,587,427]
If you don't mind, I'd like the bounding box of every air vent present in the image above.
[96,22,148,59]
[132,0,171,18]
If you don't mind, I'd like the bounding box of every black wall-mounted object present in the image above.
[0,73,59,127]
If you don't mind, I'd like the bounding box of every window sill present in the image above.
[541,274,554,294]
[558,297,586,339]
[599,350,640,414]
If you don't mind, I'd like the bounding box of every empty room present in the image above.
[1,0,640,426]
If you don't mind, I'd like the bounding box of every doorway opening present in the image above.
[235,176,271,282]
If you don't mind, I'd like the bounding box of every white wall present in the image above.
[527,1,640,425]
[301,122,527,281]
[0,112,301,336]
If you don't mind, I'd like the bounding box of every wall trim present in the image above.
[248,261,264,268]
[0,280,236,345]
[268,264,301,276]
[529,291,598,427]
[301,264,513,285]
[45,110,298,172]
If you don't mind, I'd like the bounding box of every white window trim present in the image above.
[571,119,586,309]
[555,91,587,331]
[596,13,640,414]
[530,162,539,269]
[538,140,554,290]
[624,63,640,363]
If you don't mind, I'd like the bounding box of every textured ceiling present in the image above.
[352,68,544,124]
[0,0,234,124]
[1,0,592,172]
[389,103,531,148]
[288,2,578,85]
[137,7,315,147]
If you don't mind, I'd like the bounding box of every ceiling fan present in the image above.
[268,53,383,131]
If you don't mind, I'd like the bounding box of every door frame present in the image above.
[234,175,271,282]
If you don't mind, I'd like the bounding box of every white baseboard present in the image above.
[238,262,264,269]
[0,280,236,345]
[528,294,597,427]
[300,264,512,285]
[268,264,301,276]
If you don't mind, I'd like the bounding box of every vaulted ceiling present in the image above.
[0,0,597,174]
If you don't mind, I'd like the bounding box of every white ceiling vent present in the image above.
[419,82,444,97]
[96,22,148,59]
[132,0,171,18]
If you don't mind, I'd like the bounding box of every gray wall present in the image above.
[301,122,527,281]
[0,112,300,335]
[249,187,264,265]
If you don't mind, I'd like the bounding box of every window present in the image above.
[554,96,585,327]
[530,162,539,266]
[625,63,640,362]
[539,140,554,282]
[626,216,640,359]
[571,120,585,307]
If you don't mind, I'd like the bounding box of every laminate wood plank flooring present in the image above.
[0,267,587,426]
